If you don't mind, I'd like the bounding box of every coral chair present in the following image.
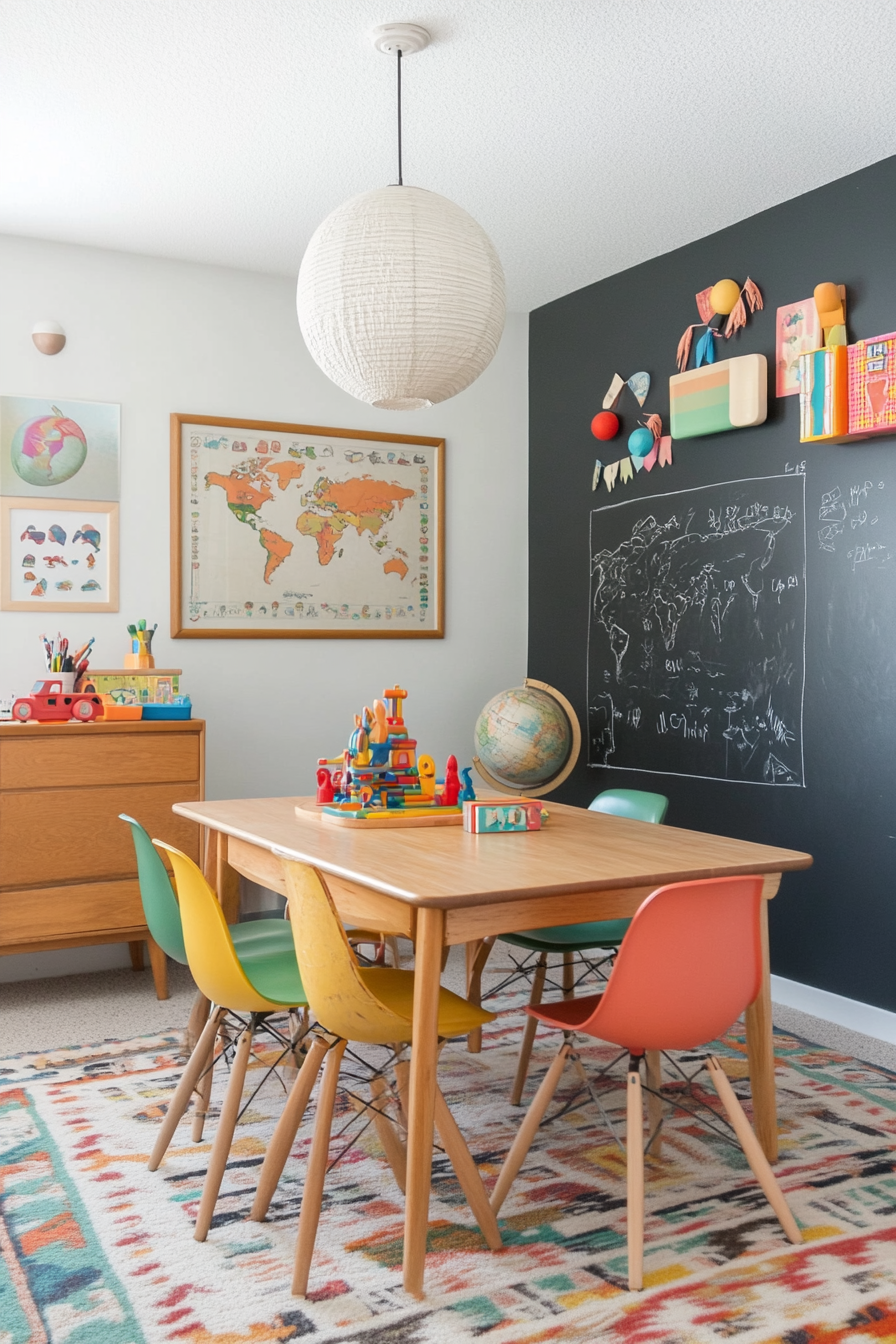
[151,840,311,1242]
[478,789,669,1101]
[490,875,802,1290]
[250,856,500,1298]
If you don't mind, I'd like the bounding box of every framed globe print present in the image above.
[0,395,120,501]
[170,414,444,638]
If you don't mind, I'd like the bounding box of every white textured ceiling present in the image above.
[3,0,896,311]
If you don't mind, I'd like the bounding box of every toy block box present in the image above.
[463,798,544,833]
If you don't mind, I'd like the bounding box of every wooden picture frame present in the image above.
[170,414,444,639]
[1,496,119,612]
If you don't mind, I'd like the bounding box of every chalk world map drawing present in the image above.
[588,473,807,785]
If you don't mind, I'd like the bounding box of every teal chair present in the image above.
[120,814,296,968]
[496,788,669,1102]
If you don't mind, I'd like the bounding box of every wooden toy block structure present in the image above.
[312,686,466,828]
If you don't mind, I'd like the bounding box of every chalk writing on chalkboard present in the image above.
[588,474,806,785]
[817,480,893,570]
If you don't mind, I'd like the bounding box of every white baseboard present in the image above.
[771,974,896,1045]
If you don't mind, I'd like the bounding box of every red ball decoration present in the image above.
[591,411,620,441]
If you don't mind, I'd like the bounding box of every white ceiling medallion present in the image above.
[296,23,506,411]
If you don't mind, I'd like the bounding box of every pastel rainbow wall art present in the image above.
[668,353,768,440]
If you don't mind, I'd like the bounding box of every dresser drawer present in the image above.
[0,730,200,791]
[0,782,200,889]
[0,879,146,945]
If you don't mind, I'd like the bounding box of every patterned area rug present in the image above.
[2,992,896,1343]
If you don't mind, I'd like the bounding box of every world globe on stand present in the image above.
[473,679,581,797]
[11,408,88,487]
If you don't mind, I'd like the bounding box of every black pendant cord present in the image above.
[397,47,403,185]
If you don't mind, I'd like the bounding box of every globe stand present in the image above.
[472,678,582,798]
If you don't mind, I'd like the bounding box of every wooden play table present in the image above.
[172,794,811,1298]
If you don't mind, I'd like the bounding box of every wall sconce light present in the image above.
[32,320,66,355]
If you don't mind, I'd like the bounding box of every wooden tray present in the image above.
[295,797,463,828]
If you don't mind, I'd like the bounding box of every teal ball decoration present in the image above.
[628,426,654,458]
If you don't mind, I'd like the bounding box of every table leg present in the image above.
[465,938,494,1053]
[745,894,777,1163]
[215,833,241,925]
[203,827,218,885]
[404,905,445,1299]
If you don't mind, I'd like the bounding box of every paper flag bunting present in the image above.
[632,454,644,472]
[659,436,672,466]
[592,459,602,491]
[642,442,659,471]
[619,456,634,484]
[603,460,619,492]
[602,373,625,409]
[626,371,650,406]
[602,370,651,410]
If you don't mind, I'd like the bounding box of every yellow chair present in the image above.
[152,841,313,1243]
[250,856,501,1297]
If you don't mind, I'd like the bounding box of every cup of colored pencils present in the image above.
[40,632,94,690]
[124,620,156,669]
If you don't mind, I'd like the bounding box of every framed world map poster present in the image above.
[170,415,444,638]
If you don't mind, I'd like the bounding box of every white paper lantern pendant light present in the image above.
[297,23,506,410]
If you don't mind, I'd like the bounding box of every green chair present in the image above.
[120,814,296,968]
[496,788,669,1102]
[121,814,303,1151]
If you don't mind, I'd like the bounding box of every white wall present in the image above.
[0,233,529,980]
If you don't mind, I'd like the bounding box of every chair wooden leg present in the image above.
[250,1035,330,1221]
[148,1007,225,1171]
[185,990,212,1056]
[626,1064,645,1291]
[370,1074,408,1194]
[146,936,169,999]
[466,937,495,1053]
[292,1039,346,1297]
[562,950,575,998]
[394,1057,410,1132]
[706,1056,802,1245]
[129,939,145,971]
[645,1050,663,1159]
[190,1016,221,1145]
[433,1086,502,1249]
[492,1041,570,1214]
[510,952,548,1106]
[194,1020,254,1242]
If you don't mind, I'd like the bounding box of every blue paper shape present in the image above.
[695,330,716,368]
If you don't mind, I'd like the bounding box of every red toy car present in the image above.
[12,679,103,723]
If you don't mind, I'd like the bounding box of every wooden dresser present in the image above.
[0,718,205,998]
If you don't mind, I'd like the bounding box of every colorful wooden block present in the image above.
[848,334,896,437]
[798,345,849,443]
[463,798,544,833]
[669,353,767,440]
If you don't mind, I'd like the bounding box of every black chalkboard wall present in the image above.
[529,155,896,1011]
